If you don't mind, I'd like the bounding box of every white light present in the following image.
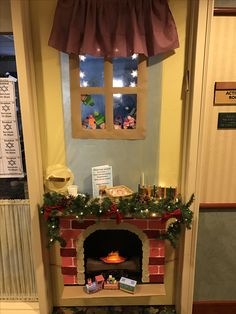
[79,55,86,62]
[114,94,122,98]
[129,82,136,87]
[82,81,88,87]
[132,54,138,60]
[113,79,124,87]
[131,70,137,78]
[80,71,85,78]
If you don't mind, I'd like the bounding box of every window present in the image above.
[69,54,147,139]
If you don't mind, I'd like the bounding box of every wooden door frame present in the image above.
[176,0,214,313]
[10,1,52,313]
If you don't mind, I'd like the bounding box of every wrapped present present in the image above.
[119,277,137,294]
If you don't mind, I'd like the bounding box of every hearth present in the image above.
[84,230,142,283]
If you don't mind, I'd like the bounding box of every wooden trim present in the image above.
[69,54,147,139]
[176,1,214,313]
[200,203,236,209]
[193,301,236,314]
[10,0,52,313]
[214,7,236,16]
[215,82,236,90]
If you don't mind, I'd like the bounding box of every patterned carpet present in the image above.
[52,306,176,314]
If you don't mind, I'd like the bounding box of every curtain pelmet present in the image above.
[48,0,179,57]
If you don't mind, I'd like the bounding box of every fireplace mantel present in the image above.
[49,216,175,306]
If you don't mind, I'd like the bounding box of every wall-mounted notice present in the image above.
[218,112,236,129]
[92,165,113,198]
[0,78,24,178]
[214,82,236,105]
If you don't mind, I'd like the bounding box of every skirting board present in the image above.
[193,301,236,314]
[0,302,39,314]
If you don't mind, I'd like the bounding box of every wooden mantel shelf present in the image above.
[61,284,166,306]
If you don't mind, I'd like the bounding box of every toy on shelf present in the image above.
[119,276,137,294]
[95,274,105,290]
[104,275,119,290]
[84,274,104,294]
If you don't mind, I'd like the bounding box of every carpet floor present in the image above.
[53,305,176,314]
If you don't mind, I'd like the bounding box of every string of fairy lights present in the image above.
[40,192,194,248]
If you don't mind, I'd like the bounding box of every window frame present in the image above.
[69,54,147,139]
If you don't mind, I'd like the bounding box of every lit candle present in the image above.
[141,173,145,187]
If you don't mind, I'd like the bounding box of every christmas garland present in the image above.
[40,192,194,248]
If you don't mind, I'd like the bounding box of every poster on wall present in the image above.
[0,78,24,178]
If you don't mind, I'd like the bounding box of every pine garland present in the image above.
[40,192,194,248]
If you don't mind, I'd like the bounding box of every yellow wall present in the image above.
[30,0,66,170]
[159,0,187,187]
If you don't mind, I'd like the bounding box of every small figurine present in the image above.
[81,94,95,106]
[94,111,105,128]
[88,114,96,129]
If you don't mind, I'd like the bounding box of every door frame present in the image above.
[10,1,52,313]
[177,0,214,313]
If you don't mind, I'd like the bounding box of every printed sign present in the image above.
[0,78,24,177]
[214,82,236,105]
[92,165,113,198]
[218,112,236,129]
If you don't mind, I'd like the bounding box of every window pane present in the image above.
[81,94,106,129]
[79,55,104,87]
[113,54,138,87]
[113,94,137,129]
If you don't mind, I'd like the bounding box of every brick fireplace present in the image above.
[59,217,166,286]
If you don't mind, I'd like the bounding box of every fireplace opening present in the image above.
[83,230,142,283]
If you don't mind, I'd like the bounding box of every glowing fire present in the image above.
[100,251,126,263]
[107,251,121,261]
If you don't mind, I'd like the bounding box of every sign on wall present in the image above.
[214,82,236,105]
[0,78,24,177]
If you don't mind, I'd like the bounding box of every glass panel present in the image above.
[79,55,104,87]
[113,94,137,129]
[81,94,106,129]
[0,34,28,199]
[113,54,138,87]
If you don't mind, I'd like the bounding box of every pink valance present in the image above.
[48,0,179,57]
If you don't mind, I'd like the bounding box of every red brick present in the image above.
[148,265,159,273]
[149,257,165,265]
[150,248,160,257]
[61,267,77,275]
[148,265,164,274]
[126,219,148,229]
[63,275,77,285]
[60,248,77,257]
[60,219,71,229]
[63,239,73,248]
[149,239,165,248]
[72,220,95,229]
[149,274,164,283]
[143,229,160,238]
[61,257,75,267]
[60,229,82,240]
[148,220,166,230]
[159,265,164,274]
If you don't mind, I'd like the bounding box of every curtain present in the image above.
[0,200,38,301]
[48,0,179,57]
